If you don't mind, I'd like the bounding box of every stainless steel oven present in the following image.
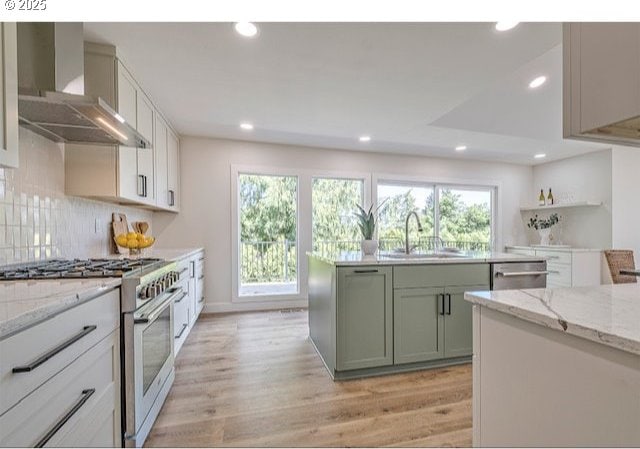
[121,261,182,448]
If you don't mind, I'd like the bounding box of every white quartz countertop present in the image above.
[145,247,204,262]
[505,245,602,253]
[308,251,546,266]
[0,278,122,340]
[464,284,640,355]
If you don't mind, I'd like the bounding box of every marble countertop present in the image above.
[505,245,602,253]
[464,284,640,355]
[308,251,546,266]
[0,278,122,340]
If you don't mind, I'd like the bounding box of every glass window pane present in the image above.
[438,187,492,251]
[377,183,435,252]
[312,178,364,255]
[238,174,298,296]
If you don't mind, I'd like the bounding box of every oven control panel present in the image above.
[139,271,180,300]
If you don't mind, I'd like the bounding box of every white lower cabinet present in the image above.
[173,250,205,357]
[0,289,121,447]
[506,246,602,287]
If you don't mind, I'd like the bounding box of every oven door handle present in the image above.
[134,288,182,325]
[495,271,549,277]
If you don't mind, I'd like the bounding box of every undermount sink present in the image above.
[382,252,465,259]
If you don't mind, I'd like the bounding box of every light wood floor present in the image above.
[145,309,472,447]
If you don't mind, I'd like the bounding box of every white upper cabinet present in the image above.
[65,43,178,212]
[564,23,640,147]
[0,22,19,169]
[167,129,180,211]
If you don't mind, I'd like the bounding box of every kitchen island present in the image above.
[465,284,640,447]
[307,251,545,380]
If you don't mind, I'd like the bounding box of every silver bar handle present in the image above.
[496,271,549,277]
[134,288,182,324]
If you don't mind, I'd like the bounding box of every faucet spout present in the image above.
[405,211,423,254]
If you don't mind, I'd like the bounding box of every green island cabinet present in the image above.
[307,255,490,379]
[393,264,489,365]
[336,266,393,371]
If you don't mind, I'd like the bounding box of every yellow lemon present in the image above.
[116,235,128,246]
[137,233,145,241]
[127,232,137,239]
[127,239,139,249]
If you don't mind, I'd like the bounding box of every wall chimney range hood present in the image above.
[17,23,150,148]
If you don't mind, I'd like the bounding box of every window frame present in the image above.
[373,173,500,251]
[231,165,371,303]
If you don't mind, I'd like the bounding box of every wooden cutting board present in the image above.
[112,213,129,254]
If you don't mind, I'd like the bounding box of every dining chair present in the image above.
[604,250,637,284]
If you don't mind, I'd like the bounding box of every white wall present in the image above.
[531,149,613,248]
[611,146,640,257]
[154,137,533,313]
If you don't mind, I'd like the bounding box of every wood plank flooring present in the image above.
[145,309,472,447]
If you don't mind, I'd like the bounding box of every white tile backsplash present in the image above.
[0,128,153,265]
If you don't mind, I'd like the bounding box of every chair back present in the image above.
[604,250,637,284]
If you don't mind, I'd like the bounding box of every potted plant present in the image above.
[527,213,560,246]
[354,202,386,256]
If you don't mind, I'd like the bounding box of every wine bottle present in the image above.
[547,188,554,205]
[538,189,546,206]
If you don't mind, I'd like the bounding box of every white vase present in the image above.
[538,228,552,246]
[361,239,379,256]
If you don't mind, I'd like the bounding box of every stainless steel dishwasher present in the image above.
[491,261,548,290]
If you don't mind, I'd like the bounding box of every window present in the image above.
[377,181,493,252]
[312,178,364,255]
[238,173,298,296]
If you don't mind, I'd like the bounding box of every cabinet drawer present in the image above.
[535,250,572,265]
[0,331,120,447]
[0,288,119,415]
[394,264,489,289]
[547,264,572,287]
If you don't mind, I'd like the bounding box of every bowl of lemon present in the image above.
[115,232,156,256]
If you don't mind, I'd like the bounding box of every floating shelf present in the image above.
[519,201,603,212]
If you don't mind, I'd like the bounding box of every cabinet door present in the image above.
[443,285,487,358]
[136,93,154,143]
[137,145,154,204]
[579,23,640,132]
[117,146,139,201]
[0,22,18,168]
[336,266,393,371]
[116,62,137,127]
[154,115,169,208]
[394,287,445,364]
[167,129,179,210]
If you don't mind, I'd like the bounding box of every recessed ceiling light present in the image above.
[234,22,258,38]
[534,153,546,159]
[455,145,467,151]
[359,136,371,142]
[529,76,547,89]
[495,22,520,32]
[240,122,254,131]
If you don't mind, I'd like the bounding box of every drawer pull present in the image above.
[198,257,204,262]
[198,274,204,280]
[548,270,561,274]
[35,388,95,447]
[445,293,452,315]
[178,267,189,275]
[198,295,205,303]
[12,326,97,374]
[174,291,188,304]
[175,323,188,340]
[495,271,549,277]
[353,269,378,274]
[438,294,445,316]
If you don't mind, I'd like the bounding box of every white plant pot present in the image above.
[538,228,552,246]
[361,239,379,256]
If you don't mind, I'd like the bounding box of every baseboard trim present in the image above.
[203,299,309,314]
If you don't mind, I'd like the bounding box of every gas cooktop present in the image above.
[0,258,164,280]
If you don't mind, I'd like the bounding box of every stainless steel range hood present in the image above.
[17,23,150,148]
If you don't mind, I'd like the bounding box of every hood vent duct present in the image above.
[17,23,150,148]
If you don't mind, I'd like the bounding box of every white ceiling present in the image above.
[84,22,607,165]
